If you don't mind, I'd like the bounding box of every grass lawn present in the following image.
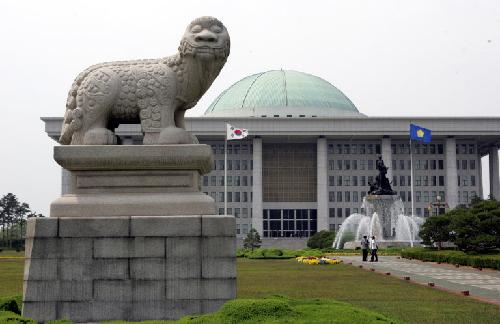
[0,256,24,297]
[237,259,500,324]
[1,256,499,323]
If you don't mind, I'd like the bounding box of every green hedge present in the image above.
[237,248,325,259]
[401,248,500,270]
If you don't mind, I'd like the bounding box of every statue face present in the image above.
[180,16,230,60]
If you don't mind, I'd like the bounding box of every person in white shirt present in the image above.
[370,236,378,262]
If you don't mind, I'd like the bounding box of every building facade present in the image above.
[42,70,500,244]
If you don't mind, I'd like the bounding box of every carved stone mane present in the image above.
[60,16,230,145]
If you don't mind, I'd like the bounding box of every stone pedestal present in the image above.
[364,195,400,240]
[23,145,236,322]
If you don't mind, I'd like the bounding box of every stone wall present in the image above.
[23,215,236,322]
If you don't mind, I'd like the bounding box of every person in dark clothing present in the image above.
[361,235,369,261]
[370,236,378,262]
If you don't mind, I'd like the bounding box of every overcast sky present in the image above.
[1,0,499,215]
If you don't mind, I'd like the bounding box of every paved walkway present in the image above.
[339,255,500,304]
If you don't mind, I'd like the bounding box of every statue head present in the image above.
[179,16,230,61]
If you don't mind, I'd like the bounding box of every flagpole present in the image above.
[409,130,415,247]
[224,123,228,215]
[410,138,414,217]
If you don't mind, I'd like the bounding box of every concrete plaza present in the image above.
[340,255,500,304]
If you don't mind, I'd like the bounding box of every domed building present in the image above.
[42,70,500,248]
[204,70,362,118]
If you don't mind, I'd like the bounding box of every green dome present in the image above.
[204,70,362,117]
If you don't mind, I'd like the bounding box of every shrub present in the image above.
[0,295,22,315]
[0,311,36,324]
[307,230,335,249]
[219,298,294,322]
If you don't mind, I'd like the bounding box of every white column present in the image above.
[489,146,500,199]
[381,137,392,182]
[316,137,329,231]
[478,153,483,199]
[445,137,458,208]
[251,137,263,235]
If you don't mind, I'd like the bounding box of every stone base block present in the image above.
[23,216,236,322]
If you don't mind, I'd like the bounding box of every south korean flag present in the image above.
[226,123,248,140]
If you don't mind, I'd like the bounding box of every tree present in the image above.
[419,214,451,249]
[307,230,336,249]
[0,193,42,248]
[423,198,500,253]
[450,199,500,253]
[243,228,262,252]
[0,193,20,247]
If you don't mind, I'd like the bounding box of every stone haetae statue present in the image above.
[59,16,230,145]
[368,156,396,195]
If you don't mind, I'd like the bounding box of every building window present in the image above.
[353,160,358,170]
[470,160,476,170]
[234,192,240,202]
[368,160,374,170]
[345,191,350,202]
[203,176,209,186]
[329,191,335,202]
[345,208,351,217]
[438,160,444,169]
[211,176,217,186]
[329,176,335,186]
[337,176,342,186]
[353,191,359,203]
[329,208,335,217]
[337,192,343,202]
[227,192,232,202]
[219,192,224,202]
[234,208,240,218]
[336,160,342,170]
[337,208,343,218]
[471,176,476,186]
[352,176,358,186]
[218,208,224,215]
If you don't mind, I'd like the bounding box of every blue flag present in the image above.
[410,124,431,143]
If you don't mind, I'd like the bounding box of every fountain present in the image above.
[333,157,424,249]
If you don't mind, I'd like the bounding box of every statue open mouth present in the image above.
[180,40,229,59]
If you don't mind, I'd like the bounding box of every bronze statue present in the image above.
[368,156,396,195]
